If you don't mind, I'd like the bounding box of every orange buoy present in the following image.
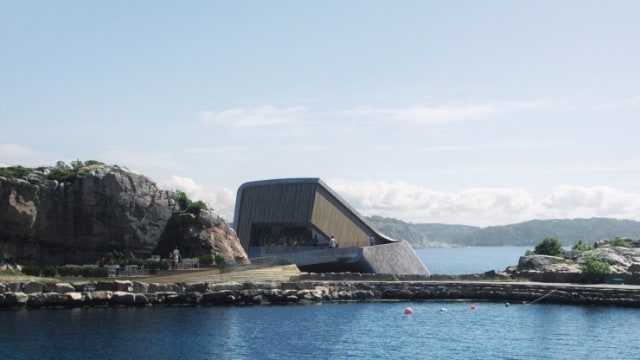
[470,304,477,311]
[404,307,413,315]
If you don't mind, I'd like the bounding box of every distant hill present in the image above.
[366,216,640,248]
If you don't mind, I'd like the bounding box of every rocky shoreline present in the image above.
[2,276,640,309]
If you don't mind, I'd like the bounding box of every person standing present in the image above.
[173,246,181,270]
[369,234,375,246]
[329,236,337,248]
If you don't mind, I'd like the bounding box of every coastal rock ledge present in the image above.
[1,279,640,309]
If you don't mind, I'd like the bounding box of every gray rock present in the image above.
[55,283,75,293]
[86,291,113,305]
[111,291,136,306]
[44,292,72,307]
[185,282,207,293]
[0,164,248,265]
[23,281,44,294]
[3,292,29,307]
[114,280,133,292]
[95,281,117,291]
[208,281,243,291]
[517,255,567,271]
[132,281,149,293]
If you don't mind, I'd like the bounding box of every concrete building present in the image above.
[234,178,429,275]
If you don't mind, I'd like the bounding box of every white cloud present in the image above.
[161,176,236,220]
[345,104,498,124]
[541,185,640,218]
[344,100,551,124]
[199,105,307,128]
[326,180,640,227]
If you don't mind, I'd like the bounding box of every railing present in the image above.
[249,246,363,266]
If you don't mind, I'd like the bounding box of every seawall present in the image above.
[1,278,640,309]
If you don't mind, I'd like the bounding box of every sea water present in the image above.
[1,247,638,360]
[1,302,637,359]
[416,246,532,275]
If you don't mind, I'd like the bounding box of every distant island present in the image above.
[366,215,640,248]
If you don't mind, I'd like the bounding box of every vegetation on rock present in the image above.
[176,190,209,215]
[533,237,564,257]
[0,159,107,182]
[581,255,611,283]
[571,240,593,254]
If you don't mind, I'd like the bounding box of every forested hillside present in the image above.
[367,216,640,248]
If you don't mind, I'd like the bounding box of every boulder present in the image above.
[114,280,133,292]
[517,255,567,271]
[111,291,136,306]
[23,281,44,294]
[2,292,29,307]
[55,283,75,293]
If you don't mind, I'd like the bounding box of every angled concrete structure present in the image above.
[234,178,429,275]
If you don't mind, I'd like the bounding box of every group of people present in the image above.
[312,234,376,248]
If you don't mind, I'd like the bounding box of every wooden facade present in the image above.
[234,178,394,255]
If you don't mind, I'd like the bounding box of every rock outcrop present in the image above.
[0,162,248,265]
[511,238,640,283]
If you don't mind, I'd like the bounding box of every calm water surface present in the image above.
[1,303,637,360]
[417,246,532,274]
[1,247,637,360]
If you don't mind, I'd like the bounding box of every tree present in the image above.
[176,190,190,211]
[534,237,564,257]
[581,255,610,283]
[175,190,208,215]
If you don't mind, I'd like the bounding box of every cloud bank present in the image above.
[326,180,640,227]
[160,177,640,228]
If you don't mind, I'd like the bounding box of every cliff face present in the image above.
[0,164,248,265]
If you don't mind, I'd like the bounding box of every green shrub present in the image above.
[0,165,33,179]
[581,255,610,283]
[57,266,75,277]
[572,240,593,254]
[214,254,226,266]
[79,266,109,278]
[186,200,208,215]
[199,254,214,265]
[125,258,145,267]
[41,266,57,277]
[175,190,208,215]
[47,161,76,182]
[145,260,170,271]
[214,254,227,272]
[611,237,628,247]
[176,190,190,211]
[56,265,109,278]
[534,237,564,257]
[22,265,41,277]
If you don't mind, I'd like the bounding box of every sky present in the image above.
[2,1,640,227]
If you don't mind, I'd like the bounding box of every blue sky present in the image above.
[2,1,640,226]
